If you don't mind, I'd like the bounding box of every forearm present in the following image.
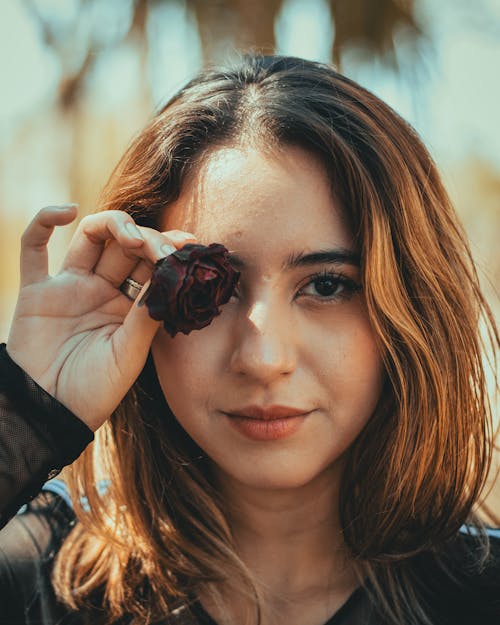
[0,344,93,528]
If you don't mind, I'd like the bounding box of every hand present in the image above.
[6,205,196,431]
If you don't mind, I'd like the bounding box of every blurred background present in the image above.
[0,0,499,515]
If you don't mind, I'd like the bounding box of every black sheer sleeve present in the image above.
[0,490,82,625]
[0,343,94,529]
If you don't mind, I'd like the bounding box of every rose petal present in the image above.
[141,243,240,337]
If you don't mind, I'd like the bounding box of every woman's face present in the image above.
[152,145,384,490]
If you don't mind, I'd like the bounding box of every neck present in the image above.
[212,462,357,601]
[198,462,359,625]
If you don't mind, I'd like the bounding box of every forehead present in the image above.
[160,145,353,256]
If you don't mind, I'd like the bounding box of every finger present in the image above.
[111,288,161,382]
[113,234,185,303]
[108,231,198,368]
[93,228,197,288]
[116,260,154,304]
[113,230,196,346]
[93,239,143,288]
[134,228,198,263]
[119,229,197,302]
[20,204,78,287]
[59,211,145,274]
[125,259,155,291]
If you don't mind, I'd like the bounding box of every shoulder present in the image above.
[453,525,500,574]
[0,483,77,623]
[413,526,500,625]
[0,481,75,567]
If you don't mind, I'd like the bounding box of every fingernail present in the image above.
[48,203,79,210]
[177,232,196,240]
[124,222,144,241]
[161,243,176,256]
[137,282,151,308]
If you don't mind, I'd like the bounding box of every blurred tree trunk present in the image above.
[329,0,420,67]
[24,0,153,213]
[188,0,420,66]
[25,0,422,100]
[188,0,283,61]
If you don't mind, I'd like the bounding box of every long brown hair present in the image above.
[53,55,499,625]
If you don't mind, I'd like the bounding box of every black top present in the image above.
[1,343,499,625]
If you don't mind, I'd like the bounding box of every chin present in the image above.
[218,460,332,491]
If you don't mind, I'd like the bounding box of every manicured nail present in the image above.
[47,203,79,210]
[124,222,144,241]
[163,230,196,241]
[161,243,176,256]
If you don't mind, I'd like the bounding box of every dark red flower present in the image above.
[139,243,240,337]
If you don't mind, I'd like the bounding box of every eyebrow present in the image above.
[227,248,360,271]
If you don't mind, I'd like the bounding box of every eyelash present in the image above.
[297,270,361,303]
[232,270,361,303]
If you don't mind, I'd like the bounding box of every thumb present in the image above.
[112,282,162,378]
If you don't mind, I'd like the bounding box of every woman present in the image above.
[0,54,499,625]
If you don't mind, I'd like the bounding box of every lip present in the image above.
[225,404,310,420]
[223,405,312,441]
[224,414,309,441]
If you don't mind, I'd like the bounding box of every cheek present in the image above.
[306,311,384,428]
[150,329,219,424]
[339,325,383,391]
[338,328,384,432]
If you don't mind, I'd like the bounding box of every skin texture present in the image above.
[151,145,385,623]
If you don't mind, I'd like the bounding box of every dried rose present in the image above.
[139,243,240,337]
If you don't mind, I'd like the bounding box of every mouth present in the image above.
[225,404,311,420]
[223,407,312,441]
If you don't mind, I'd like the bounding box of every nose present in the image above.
[229,297,297,382]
